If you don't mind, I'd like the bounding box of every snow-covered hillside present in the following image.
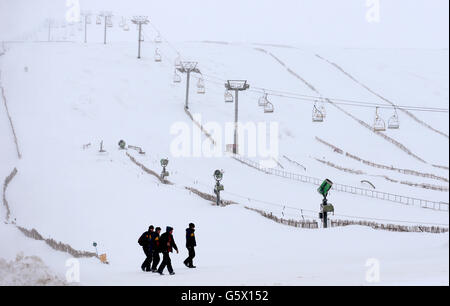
[0,0,448,286]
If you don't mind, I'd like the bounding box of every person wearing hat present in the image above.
[138,225,154,272]
[157,226,178,275]
[150,227,162,272]
[183,223,197,268]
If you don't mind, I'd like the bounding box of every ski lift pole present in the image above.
[104,15,107,44]
[185,70,191,109]
[317,179,334,228]
[225,80,250,154]
[131,16,149,59]
[177,62,200,110]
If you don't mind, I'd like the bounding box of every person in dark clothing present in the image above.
[183,223,197,268]
[139,225,154,272]
[150,227,162,272]
[157,226,178,275]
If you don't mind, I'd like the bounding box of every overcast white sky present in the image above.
[0,0,448,48]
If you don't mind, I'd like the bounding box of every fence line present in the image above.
[2,168,100,260]
[329,219,449,234]
[0,74,22,159]
[232,154,449,212]
[185,186,236,207]
[184,108,217,146]
[126,152,173,185]
[245,206,448,234]
[2,168,17,221]
[314,157,449,192]
[315,137,448,183]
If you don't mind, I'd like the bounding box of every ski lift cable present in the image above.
[198,74,448,113]
[145,20,181,56]
[188,71,449,112]
[142,19,448,113]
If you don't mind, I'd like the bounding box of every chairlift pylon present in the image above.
[373,107,386,131]
[388,107,400,129]
[224,90,233,103]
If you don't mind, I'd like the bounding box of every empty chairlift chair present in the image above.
[154,49,162,62]
[373,107,386,131]
[173,69,181,83]
[264,101,274,113]
[224,90,233,103]
[318,103,327,118]
[197,78,205,94]
[154,33,162,43]
[96,16,102,25]
[174,56,182,69]
[258,92,268,107]
[312,104,324,122]
[388,108,400,129]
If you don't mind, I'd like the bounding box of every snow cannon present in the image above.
[317,179,333,199]
[160,158,169,180]
[213,170,224,206]
[118,139,126,150]
[318,179,334,229]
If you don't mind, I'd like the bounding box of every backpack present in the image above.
[138,232,148,247]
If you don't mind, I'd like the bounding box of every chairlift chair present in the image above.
[173,70,181,83]
[258,92,268,107]
[318,103,326,118]
[224,90,233,103]
[154,49,162,62]
[123,24,129,31]
[388,108,400,129]
[96,16,102,25]
[174,56,182,69]
[312,104,324,122]
[106,16,113,27]
[154,33,162,43]
[373,107,386,131]
[197,78,205,94]
[264,101,274,113]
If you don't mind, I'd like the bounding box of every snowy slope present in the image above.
[0,1,448,286]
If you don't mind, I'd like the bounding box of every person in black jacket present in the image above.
[157,226,178,275]
[150,227,161,272]
[139,225,154,272]
[183,223,197,268]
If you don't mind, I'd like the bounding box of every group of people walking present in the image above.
[138,223,197,275]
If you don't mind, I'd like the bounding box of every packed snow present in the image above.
[0,0,448,285]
